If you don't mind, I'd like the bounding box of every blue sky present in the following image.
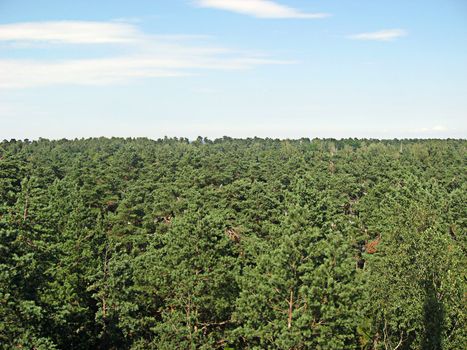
[0,0,466,139]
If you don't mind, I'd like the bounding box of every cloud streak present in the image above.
[0,20,294,89]
[419,125,449,133]
[349,29,407,41]
[0,21,142,44]
[0,56,292,89]
[195,0,329,19]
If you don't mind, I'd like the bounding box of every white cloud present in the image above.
[0,56,292,89]
[195,0,329,19]
[0,21,142,44]
[431,125,448,132]
[0,20,294,89]
[419,125,449,133]
[0,59,185,88]
[0,20,214,46]
[349,29,407,41]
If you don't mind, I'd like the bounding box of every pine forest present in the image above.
[0,137,465,350]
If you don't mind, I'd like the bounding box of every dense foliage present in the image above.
[0,137,465,350]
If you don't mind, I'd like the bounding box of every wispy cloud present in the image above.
[194,0,329,19]
[0,21,142,44]
[419,125,449,132]
[0,58,186,88]
[0,56,291,89]
[0,20,294,89]
[349,29,407,41]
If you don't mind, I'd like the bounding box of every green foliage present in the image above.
[0,137,465,349]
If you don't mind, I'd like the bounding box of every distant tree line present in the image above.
[0,137,465,349]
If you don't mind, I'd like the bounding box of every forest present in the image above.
[0,137,465,350]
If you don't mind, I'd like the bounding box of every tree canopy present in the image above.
[0,137,465,349]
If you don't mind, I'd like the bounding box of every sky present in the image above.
[0,0,466,140]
